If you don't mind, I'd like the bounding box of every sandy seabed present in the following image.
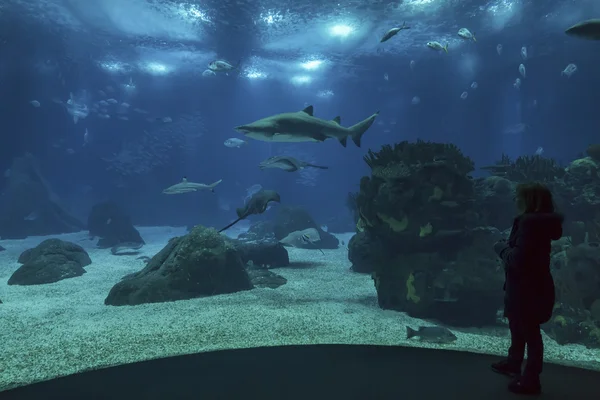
[0,226,599,391]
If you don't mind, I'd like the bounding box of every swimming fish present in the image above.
[427,41,448,53]
[218,189,281,233]
[224,138,247,148]
[406,326,457,344]
[208,60,239,72]
[380,22,411,43]
[111,242,144,255]
[457,28,476,42]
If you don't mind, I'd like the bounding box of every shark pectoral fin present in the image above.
[314,133,328,142]
[301,105,314,116]
[332,116,341,125]
[338,136,348,147]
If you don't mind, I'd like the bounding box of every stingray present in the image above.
[218,189,281,233]
[279,228,324,255]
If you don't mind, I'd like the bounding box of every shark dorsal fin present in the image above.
[182,177,188,182]
[301,105,314,116]
[332,116,341,125]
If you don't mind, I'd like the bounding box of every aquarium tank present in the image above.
[1,0,600,398]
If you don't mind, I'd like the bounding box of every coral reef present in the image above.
[347,140,600,345]
[357,140,477,255]
[480,154,565,183]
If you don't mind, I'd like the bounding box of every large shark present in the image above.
[565,19,600,40]
[234,105,379,147]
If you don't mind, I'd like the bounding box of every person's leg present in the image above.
[522,323,543,384]
[507,317,526,366]
[508,322,543,395]
[491,318,524,376]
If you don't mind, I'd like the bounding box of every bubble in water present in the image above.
[460,91,468,100]
[411,96,420,105]
[496,44,502,55]
[470,81,478,89]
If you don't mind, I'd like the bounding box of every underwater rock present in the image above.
[566,221,587,246]
[87,201,145,248]
[237,221,275,241]
[323,218,355,234]
[480,153,565,183]
[586,144,600,162]
[348,232,381,273]
[0,153,85,239]
[104,225,253,306]
[473,176,516,229]
[273,206,339,249]
[372,226,505,327]
[543,303,600,348]
[245,261,287,288]
[553,242,600,311]
[357,141,478,256]
[230,237,289,268]
[8,239,91,285]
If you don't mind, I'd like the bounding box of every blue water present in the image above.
[0,0,598,228]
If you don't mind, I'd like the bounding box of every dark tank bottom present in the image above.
[3,344,599,399]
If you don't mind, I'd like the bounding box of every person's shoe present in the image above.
[491,359,521,377]
[508,377,541,395]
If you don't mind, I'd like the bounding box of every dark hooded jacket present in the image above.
[495,212,563,323]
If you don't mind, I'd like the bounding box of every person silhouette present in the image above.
[491,182,563,395]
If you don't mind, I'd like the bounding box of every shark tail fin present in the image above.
[208,179,223,192]
[349,111,379,147]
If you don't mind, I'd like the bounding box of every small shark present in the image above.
[234,105,379,147]
[218,189,281,232]
[162,177,222,194]
[259,156,328,172]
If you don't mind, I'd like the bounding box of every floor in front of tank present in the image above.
[2,344,600,400]
[0,227,598,392]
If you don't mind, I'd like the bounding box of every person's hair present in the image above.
[515,182,555,213]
